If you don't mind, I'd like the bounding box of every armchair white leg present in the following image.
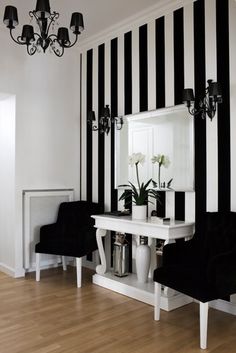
[62,256,67,271]
[200,302,209,349]
[36,253,40,282]
[154,282,161,321]
[76,257,82,288]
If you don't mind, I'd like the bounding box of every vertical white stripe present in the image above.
[205,0,218,212]
[118,35,125,116]
[132,28,140,114]
[77,54,81,199]
[104,41,111,212]
[118,35,125,210]
[81,51,87,201]
[165,191,175,220]
[229,0,236,211]
[92,46,99,203]
[165,13,174,107]
[148,20,156,111]
[184,3,194,89]
[185,191,195,222]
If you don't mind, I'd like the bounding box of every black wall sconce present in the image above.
[182,79,222,120]
[87,105,123,135]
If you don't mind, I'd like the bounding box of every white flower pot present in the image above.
[136,243,151,283]
[132,205,147,220]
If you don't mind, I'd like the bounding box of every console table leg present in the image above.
[96,228,107,275]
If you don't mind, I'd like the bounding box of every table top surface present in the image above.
[92,214,194,229]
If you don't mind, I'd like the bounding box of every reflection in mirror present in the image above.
[115,105,194,191]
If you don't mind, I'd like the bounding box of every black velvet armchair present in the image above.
[35,201,103,287]
[153,211,236,349]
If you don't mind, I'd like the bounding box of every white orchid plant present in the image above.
[151,154,171,188]
[119,153,159,206]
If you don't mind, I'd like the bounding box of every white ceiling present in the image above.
[1,0,161,42]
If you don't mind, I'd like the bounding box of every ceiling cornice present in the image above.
[77,0,196,52]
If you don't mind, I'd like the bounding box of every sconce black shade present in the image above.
[208,82,222,98]
[3,6,18,28]
[88,111,96,122]
[21,25,35,43]
[102,105,111,118]
[183,79,222,120]
[182,88,195,103]
[70,12,84,34]
[88,105,123,135]
[35,0,51,18]
[57,27,70,46]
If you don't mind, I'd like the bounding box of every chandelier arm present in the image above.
[63,34,78,48]
[10,29,26,45]
[51,42,64,57]
[27,44,37,56]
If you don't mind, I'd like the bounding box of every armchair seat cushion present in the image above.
[154,265,217,303]
[35,228,98,258]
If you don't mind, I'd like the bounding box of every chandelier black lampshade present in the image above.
[35,0,51,18]
[21,25,35,43]
[57,28,70,46]
[3,0,84,57]
[3,6,18,28]
[70,12,84,34]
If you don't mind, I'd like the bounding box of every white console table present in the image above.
[92,215,194,311]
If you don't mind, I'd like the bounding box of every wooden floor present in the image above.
[0,268,236,353]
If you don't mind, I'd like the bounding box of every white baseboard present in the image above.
[0,262,25,278]
[210,299,236,316]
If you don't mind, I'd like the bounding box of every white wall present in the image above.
[0,95,15,274]
[0,29,81,276]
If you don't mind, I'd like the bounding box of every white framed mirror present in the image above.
[115,104,194,191]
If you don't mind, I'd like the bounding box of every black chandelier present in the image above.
[182,79,222,120]
[3,0,84,57]
[88,105,123,135]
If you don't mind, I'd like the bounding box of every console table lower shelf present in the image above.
[93,272,193,311]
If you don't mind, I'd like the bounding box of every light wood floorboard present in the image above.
[0,267,236,353]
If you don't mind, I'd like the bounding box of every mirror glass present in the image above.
[115,104,194,191]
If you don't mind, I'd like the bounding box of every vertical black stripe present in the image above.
[216,0,230,212]
[124,190,132,272]
[156,17,165,108]
[110,38,118,268]
[157,191,166,218]
[124,31,132,115]
[194,0,206,233]
[98,44,105,206]
[110,38,118,212]
[139,24,148,112]
[174,8,184,105]
[175,192,185,221]
[86,49,93,203]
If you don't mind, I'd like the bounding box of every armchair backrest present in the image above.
[201,212,236,259]
[56,201,104,235]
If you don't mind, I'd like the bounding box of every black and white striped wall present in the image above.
[79,0,236,226]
